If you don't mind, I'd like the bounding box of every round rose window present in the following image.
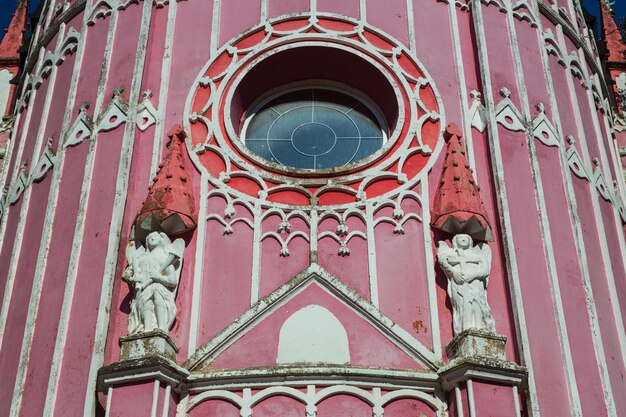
[241,88,386,170]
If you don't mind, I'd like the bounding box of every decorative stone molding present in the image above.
[135,90,158,131]
[29,137,57,183]
[531,103,560,147]
[614,113,626,132]
[185,263,441,372]
[97,88,128,132]
[87,0,115,26]
[185,14,443,209]
[565,137,590,181]
[438,355,527,392]
[469,91,487,132]
[97,355,189,393]
[0,116,13,134]
[31,28,80,90]
[495,88,526,132]
[64,103,93,147]
[64,92,156,148]
[8,165,27,205]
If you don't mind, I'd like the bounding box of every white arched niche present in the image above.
[276,304,350,365]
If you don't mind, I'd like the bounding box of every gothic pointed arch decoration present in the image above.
[184,13,444,210]
[185,263,441,373]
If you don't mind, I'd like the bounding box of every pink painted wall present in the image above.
[1,1,625,417]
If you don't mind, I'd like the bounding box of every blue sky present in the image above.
[0,1,625,47]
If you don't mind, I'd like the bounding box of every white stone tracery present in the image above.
[185,383,447,417]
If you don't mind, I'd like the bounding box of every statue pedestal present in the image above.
[446,329,506,361]
[97,334,185,417]
[119,330,179,361]
[97,356,188,417]
[440,330,527,417]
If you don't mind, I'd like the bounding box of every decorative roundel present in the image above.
[185,14,444,208]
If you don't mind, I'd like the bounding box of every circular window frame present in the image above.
[184,14,445,207]
[239,83,390,172]
[220,41,406,180]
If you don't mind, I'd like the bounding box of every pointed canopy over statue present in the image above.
[431,124,492,241]
[600,0,626,66]
[0,0,28,65]
[134,125,197,241]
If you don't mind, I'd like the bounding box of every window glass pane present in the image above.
[244,88,385,170]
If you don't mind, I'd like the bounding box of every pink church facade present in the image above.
[0,0,625,416]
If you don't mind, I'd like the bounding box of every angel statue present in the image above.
[437,234,496,336]
[122,231,185,335]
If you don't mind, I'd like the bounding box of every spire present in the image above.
[600,0,626,65]
[0,0,28,64]
[134,125,197,241]
[431,124,492,241]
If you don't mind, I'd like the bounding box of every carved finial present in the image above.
[593,157,600,166]
[566,135,576,145]
[535,102,546,113]
[499,87,511,98]
[113,87,125,98]
[445,123,463,141]
[470,90,482,101]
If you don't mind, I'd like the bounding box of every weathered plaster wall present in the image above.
[0,0,625,417]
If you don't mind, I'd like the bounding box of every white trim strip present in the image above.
[0,46,48,348]
[250,203,262,304]
[455,386,465,417]
[405,0,415,54]
[151,380,160,417]
[551,22,618,416]
[466,379,476,417]
[577,55,626,369]
[446,0,475,173]
[105,386,113,417]
[470,3,540,416]
[44,3,120,415]
[420,176,441,358]
[188,174,208,353]
[366,203,379,307]
[504,6,582,416]
[150,0,179,181]
[162,384,172,417]
[210,0,222,56]
[514,386,522,417]
[8,21,69,417]
[83,0,154,414]
[260,0,268,23]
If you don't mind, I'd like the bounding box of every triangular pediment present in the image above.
[185,264,441,372]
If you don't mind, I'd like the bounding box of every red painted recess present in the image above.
[134,125,197,240]
[431,124,492,241]
[188,15,441,207]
